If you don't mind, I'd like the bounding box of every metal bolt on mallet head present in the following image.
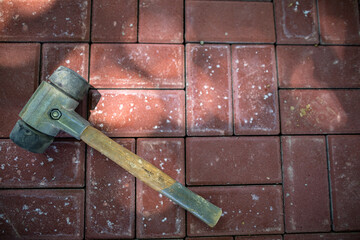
[50,109,62,120]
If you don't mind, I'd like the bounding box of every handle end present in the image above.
[161,182,222,227]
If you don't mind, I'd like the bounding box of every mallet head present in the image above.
[10,66,90,153]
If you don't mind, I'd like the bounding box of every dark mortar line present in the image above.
[134,137,138,238]
[325,136,335,231]
[279,136,287,233]
[316,0,322,44]
[137,0,140,43]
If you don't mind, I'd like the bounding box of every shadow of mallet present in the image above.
[9,66,222,227]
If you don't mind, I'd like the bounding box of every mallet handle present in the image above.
[81,126,222,227]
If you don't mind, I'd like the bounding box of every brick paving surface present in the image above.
[0,0,360,239]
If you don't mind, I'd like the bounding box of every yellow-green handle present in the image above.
[81,126,222,227]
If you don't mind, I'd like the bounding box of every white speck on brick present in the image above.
[65,60,70,64]
[303,10,311,17]
[216,64,220,68]
[251,194,260,201]
[161,217,167,222]
[107,220,114,229]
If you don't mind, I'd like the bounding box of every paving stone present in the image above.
[187,186,283,236]
[136,138,185,238]
[188,237,233,240]
[280,90,360,134]
[41,43,89,82]
[277,46,360,88]
[236,235,282,240]
[0,43,40,137]
[328,135,360,231]
[41,43,89,137]
[88,90,185,137]
[0,189,84,239]
[0,0,90,41]
[186,137,281,185]
[274,0,319,44]
[232,45,279,135]
[318,0,360,44]
[86,139,135,239]
[0,140,85,188]
[90,44,184,88]
[92,0,137,42]
[187,0,271,1]
[284,233,360,240]
[282,136,331,232]
[186,44,232,136]
[139,0,183,43]
[185,1,275,43]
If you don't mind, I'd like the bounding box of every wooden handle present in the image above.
[81,126,222,227]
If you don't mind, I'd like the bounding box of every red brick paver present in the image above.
[188,237,233,240]
[285,233,360,240]
[185,1,275,43]
[89,90,185,137]
[236,236,282,240]
[92,0,137,42]
[328,135,360,231]
[139,0,183,43]
[277,46,360,88]
[186,44,232,136]
[0,140,85,188]
[282,136,331,232]
[90,44,184,88]
[0,189,84,239]
[86,139,135,239]
[187,186,283,236]
[274,0,319,44]
[232,45,279,135]
[41,43,89,135]
[0,43,39,138]
[0,0,90,41]
[42,43,89,82]
[318,0,360,44]
[186,137,281,185]
[137,138,185,238]
[280,90,360,134]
